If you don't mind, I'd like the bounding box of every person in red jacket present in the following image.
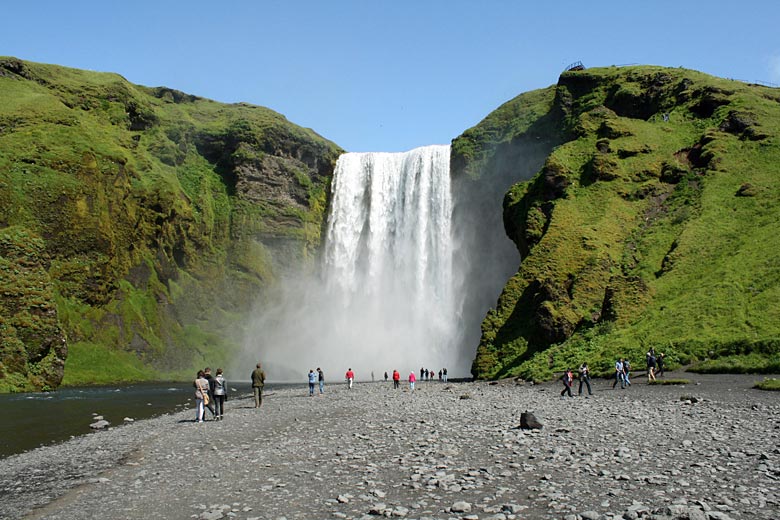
[345,368,354,389]
[392,369,400,389]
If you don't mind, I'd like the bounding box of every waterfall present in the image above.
[240,145,462,381]
[321,145,456,372]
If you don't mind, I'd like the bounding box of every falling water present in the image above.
[322,145,456,371]
[241,145,462,381]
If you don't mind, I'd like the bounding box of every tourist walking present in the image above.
[656,352,665,377]
[623,359,632,387]
[647,351,657,382]
[409,371,416,391]
[578,362,593,396]
[317,367,325,395]
[560,368,574,398]
[612,358,625,389]
[384,371,388,382]
[345,368,354,389]
[194,370,209,423]
[251,362,266,408]
[308,369,317,396]
[392,369,400,389]
[443,368,447,382]
[203,367,218,419]
[212,368,228,420]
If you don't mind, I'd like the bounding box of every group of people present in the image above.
[392,368,449,391]
[303,367,451,395]
[559,362,594,398]
[559,349,668,398]
[307,367,326,396]
[193,367,229,422]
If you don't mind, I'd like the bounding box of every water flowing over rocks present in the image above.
[1,374,778,519]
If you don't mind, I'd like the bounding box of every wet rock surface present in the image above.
[2,373,778,520]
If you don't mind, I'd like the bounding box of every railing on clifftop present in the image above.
[565,61,585,72]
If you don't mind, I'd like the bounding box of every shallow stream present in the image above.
[0,381,260,458]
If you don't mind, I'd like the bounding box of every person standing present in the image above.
[308,369,316,396]
[194,370,209,423]
[647,352,657,383]
[409,371,416,391]
[623,359,632,387]
[251,363,266,408]
[443,368,447,382]
[213,368,228,420]
[656,353,665,377]
[203,367,218,420]
[560,368,574,398]
[578,362,593,396]
[392,369,400,389]
[612,358,625,389]
[317,367,325,395]
[384,371,388,382]
[345,368,354,389]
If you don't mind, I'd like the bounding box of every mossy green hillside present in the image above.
[462,66,780,380]
[0,58,342,391]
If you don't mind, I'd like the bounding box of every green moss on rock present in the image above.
[0,57,342,391]
[463,66,780,380]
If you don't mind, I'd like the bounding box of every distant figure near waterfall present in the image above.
[317,368,325,395]
[392,370,400,389]
[560,368,574,398]
[203,367,217,419]
[578,362,593,396]
[345,368,354,389]
[194,370,209,423]
[213,368,228,420]
[251,363,266,408]
[308,369,317,396]
[409,371,416,391]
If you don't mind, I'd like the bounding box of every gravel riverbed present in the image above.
[1,373,778,520]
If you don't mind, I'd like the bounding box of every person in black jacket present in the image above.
[578,362,593,396]
[203,367,218,420]
[560,368,574,398]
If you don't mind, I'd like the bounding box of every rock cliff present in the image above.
[0,58,341,391]
[455,66,780,380]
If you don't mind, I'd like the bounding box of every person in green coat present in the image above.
[251,362,266,408]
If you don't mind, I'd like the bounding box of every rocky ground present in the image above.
[1,373,778,520]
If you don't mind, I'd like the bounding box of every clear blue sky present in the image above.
[3,1,779,152]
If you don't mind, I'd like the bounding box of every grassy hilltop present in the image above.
[0,58,341,391]
[454,65,780,380]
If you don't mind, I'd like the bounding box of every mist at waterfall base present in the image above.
[240,145,519,383]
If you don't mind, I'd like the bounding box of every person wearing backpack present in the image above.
[612,359,625,389]
[560,368,574,398]
[213,368,228,420]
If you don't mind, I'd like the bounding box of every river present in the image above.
[0,381,270,458]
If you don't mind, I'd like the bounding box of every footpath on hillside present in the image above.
[1,373,778,520]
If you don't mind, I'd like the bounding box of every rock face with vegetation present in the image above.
[0,58,341,391]
[455,66,780,381]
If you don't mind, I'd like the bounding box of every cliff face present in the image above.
[458,66,780,380]
[0,58,341,391]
